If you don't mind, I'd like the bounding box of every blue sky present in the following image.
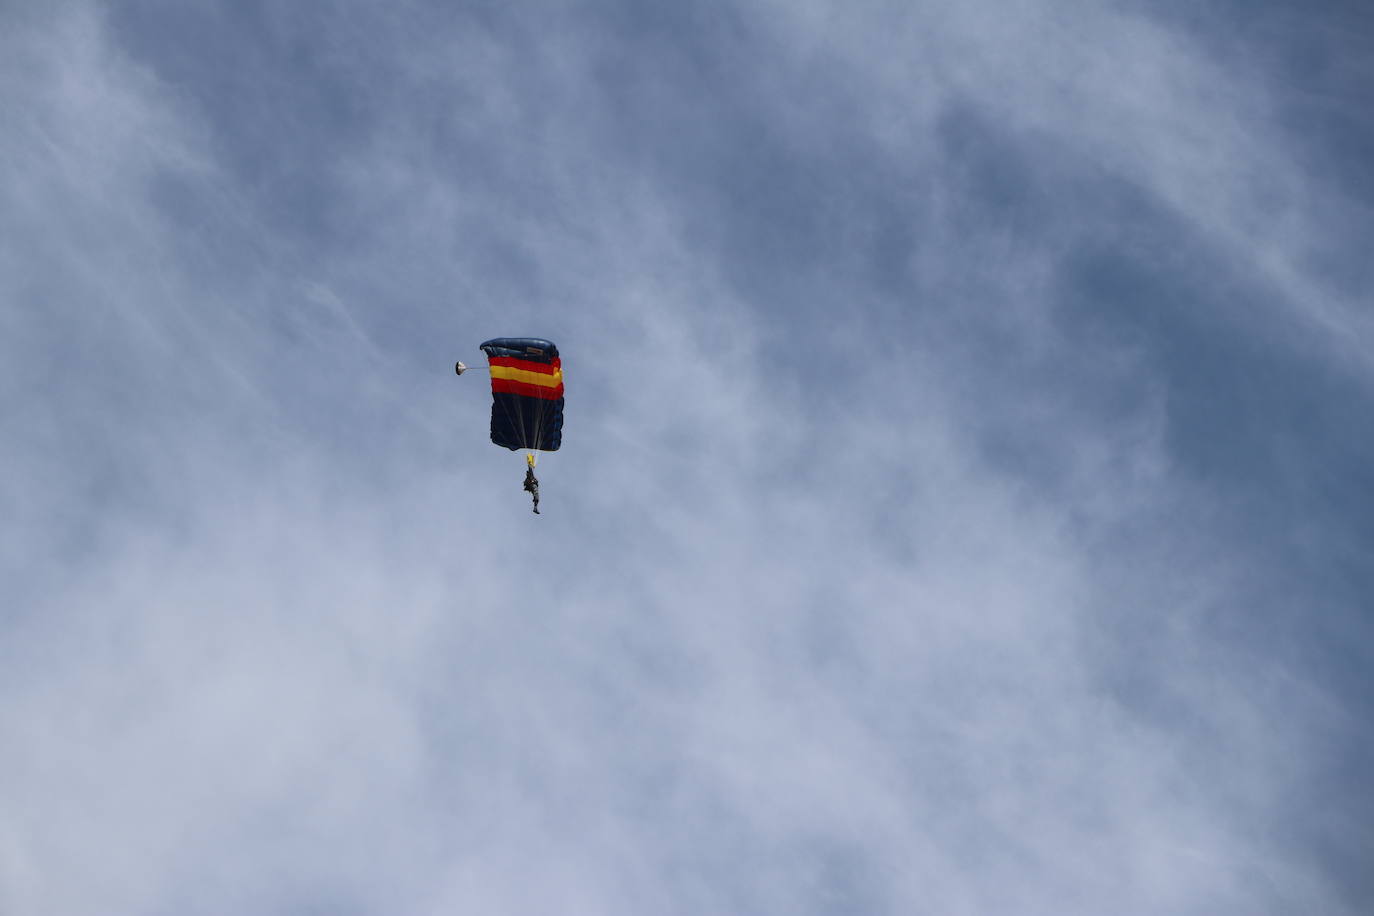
[3,1,1372,913]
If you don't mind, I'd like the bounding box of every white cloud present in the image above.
[2,2,1367,913]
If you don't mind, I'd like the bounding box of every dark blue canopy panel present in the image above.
[479,338,560,363]
[479,338,564,451]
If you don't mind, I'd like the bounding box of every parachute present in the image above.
[478,338,564,452]
[456,338,563,513]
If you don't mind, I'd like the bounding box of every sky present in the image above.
[3,1,1372,913]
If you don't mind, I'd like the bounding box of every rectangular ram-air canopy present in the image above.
[479,338,564,451]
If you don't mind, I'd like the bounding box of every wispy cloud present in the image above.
[2,2,1370,913]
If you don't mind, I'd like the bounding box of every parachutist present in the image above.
[523,467,540,514]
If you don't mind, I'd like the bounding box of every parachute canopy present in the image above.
[479,338,564,451]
